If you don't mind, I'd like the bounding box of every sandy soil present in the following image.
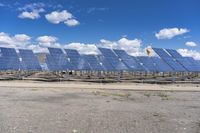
[0,81,200,133]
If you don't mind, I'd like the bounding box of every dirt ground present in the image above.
[0,81,200,133]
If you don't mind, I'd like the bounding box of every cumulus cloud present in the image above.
[36,36,60,48]
[18,3,45,19]
[14,34,31,42]
[0,32,147,56]
[178,49,200,60]
[0,32,14,45]
[64,43,99,55]
[185,41,197,47]
[64,19,80,26]
[37,36,57,44]
[99,38,144,56]
[0,32,59,53]
[0,32,31,47]
[155,28,189,39]
[45,10,79,26]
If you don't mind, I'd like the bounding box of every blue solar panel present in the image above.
[151,57,173,72]
[65,49,91,70]
[97,55,115,71]
[0,47,21,70]
[0,46,199,72]
[18,49,42,70]
[48,48,73,70]
[137,56,157,72]
[153,48,186,72]
[165,49,198,72]
[45,54,61,71]
[113,49,145,71]
[165,49,183,58]
[83,55,105,71]
[98,48,128,71]
[184,57,200,72]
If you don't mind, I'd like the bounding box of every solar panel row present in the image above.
[0,47,199,72]
[153,48,200,72]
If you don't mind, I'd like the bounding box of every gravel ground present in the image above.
[0,81,200,133]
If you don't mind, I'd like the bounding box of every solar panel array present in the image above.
[18,49,42,70]
[0,46,200,72]
[113,49,144,71]
[0,47,21,70]
[152,48,186,72]
[65,49,91,70]
[98,48,128,71]
[165,49,199,72]
[47,48,73,70]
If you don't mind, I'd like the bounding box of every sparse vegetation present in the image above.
[157,91,170,100]
[144,92,151,97]
[93,91,131,98]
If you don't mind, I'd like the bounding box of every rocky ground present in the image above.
[0,81,200,133]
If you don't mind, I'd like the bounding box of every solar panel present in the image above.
[137,56,157,72]
[0,47,21,70]
[83,55,105,71]
[45,54,61,71]
[165,49,183,58]
[152,48,186,72]
[18,49,42,70]
[184,57,200,72]
[97,55,115,71]
[98,48,128,71]
[65,49,91,70]
[113,49,145,71]
[165,49,198,72]
[48,48,73,70]
[151,57,173,72]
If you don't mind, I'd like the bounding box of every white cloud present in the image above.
[45,10,72,24]
[185,41,197,47]
[0,32,31,47]
[0,32,58,53]
[14,34,31,42]
[45,10,79,26]
[178,49,200,60]
[0,32,14,45]
[64,19,80,26]
[155,28,189,39]
[36,36,57,44]
[64,43,99,55]
[18,9,45,19]
[100,38,144,56]
[0,32,147,56]
[36,36,59,47]
[18,3,45,19]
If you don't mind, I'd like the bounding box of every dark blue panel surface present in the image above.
[151,57,173,72]
[83,55,104,71]
[153,48,186,72]
[48,48,73,70]
[113,49,145,71]
[65,49,91,70]
[45,54,61,71]
[165,49,183,58]
[18,49,42,70]
[165,49,198,72]
[0,47,21,70]
[137,56,157,72]
[97,55,115,71]
[184,57,200,72]
[98,48,128,71]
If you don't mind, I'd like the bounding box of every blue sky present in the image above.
[0,0,200,57]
